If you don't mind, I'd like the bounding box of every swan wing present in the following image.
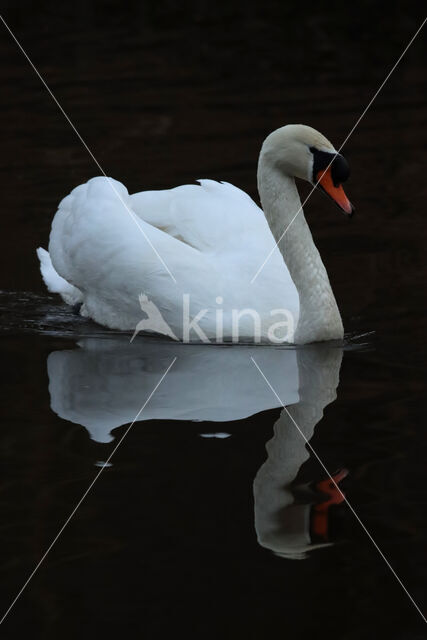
[130,178,299,335]
[46,176,298,336]
[129,179,268,253]
[48,177,215,329]
[130,179,299,318]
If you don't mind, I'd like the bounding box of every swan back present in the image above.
[130,179,268,254]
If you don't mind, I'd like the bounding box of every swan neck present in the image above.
[257,154,343,343]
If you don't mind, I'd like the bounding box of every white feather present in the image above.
[36,247,83,306]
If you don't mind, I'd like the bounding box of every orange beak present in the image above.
[316,167,354,216]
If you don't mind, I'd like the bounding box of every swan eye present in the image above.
[310,147,350,187]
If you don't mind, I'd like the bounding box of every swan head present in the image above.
[260,124,354,216]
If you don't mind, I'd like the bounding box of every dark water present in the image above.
[0,3,426,639]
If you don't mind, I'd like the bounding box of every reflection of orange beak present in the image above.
[316,168,354,216]
[311,468,349,541]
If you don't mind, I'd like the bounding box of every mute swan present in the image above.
[37,124,353,343]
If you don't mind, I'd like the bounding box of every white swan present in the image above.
[37,124,353,343]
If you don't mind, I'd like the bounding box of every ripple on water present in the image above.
[0,290,125,338]
[0,290,374,348]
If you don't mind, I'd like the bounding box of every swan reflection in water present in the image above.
[253,346,346,559]
[47,338,346,559]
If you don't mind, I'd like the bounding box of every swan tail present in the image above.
[37,247,83,306]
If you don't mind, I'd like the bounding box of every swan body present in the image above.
[38,124,353,343]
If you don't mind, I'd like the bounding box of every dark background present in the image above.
[0,2,426,639]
